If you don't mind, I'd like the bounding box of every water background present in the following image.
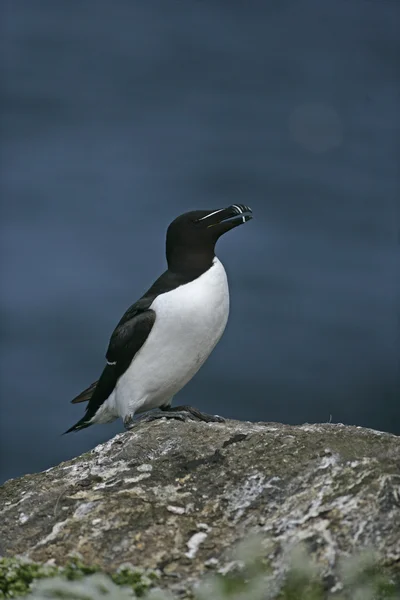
[1,0,399,483]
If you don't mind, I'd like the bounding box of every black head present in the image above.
[166,204,252,274]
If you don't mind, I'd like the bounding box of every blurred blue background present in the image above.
[1,0,399,484]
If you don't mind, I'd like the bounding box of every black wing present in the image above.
[65,304,156,433]
[66,267,190,433]
[106,308,156,376]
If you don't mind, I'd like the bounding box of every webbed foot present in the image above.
[161,405,225,423]
[123,415,136,430]
[124,406,225,428]
[136,409,193,423]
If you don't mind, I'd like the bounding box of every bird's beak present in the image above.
[206,204,253,228]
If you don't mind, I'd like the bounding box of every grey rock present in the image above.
[1,420,399,595]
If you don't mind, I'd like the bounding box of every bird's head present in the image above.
[166,204,253,272]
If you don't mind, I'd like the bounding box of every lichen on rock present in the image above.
[0,419,399,598]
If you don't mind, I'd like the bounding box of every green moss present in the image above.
[62,556,99,581]
[196,543,399,600]
[0,557,60,598]
[1,547,398,599]
[0,557,158,599]
[111,566,158,597]
[338,553,400,600]
[277,575,323,600]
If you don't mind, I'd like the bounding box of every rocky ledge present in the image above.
[0,419,399,597]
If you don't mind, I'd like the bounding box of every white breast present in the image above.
[113,257,230,419]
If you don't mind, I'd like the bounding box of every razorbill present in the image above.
[65,204,252,433]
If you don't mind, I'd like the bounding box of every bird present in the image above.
[65,204,252,433]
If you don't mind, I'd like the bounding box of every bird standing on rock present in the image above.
[65,204,253,433]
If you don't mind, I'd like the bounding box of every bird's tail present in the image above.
[70,380,98,404]
[66,368,115,433]
[64,381,99,433]
[63,415,93,435]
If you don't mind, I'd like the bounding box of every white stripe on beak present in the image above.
[198,209,225,221]
[231,204,246,224]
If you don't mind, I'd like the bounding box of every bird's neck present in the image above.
[166,247,215,277]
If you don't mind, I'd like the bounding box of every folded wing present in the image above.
[66,305,156,432]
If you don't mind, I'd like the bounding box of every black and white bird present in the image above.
[65,204,252,433]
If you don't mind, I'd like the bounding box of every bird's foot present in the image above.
[136,409,194,424]
[161,405,225,423]
[123,411,189,429]
[123,415,136,431]
[124,406,225,428]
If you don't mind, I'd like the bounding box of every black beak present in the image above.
[201,204,252,228]
[217,204,253,226]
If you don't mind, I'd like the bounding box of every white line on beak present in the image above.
[197,209,225,221]
[231,205,246,223]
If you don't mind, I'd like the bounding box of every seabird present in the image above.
[65,204,252,433]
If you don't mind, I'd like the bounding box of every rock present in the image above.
[0,419,399,597]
